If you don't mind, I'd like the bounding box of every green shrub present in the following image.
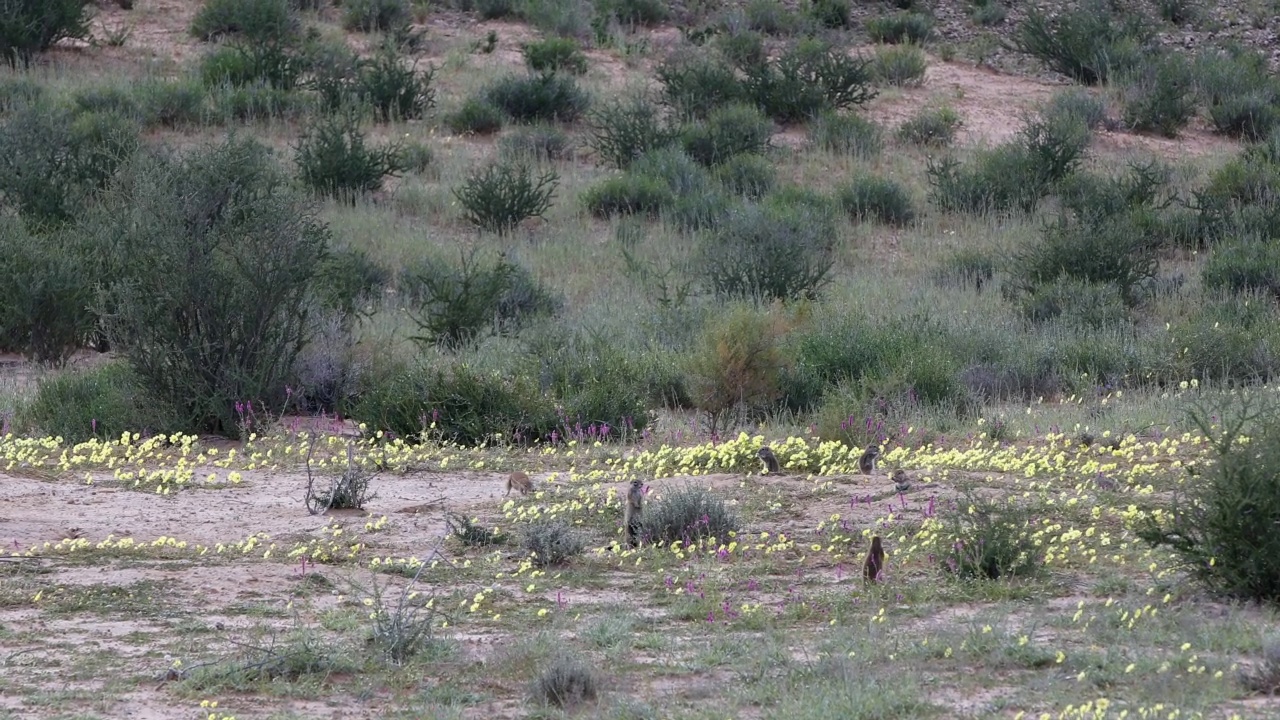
[1013,0,1149,84]
[641,484,740,544]
[679,103,773,167]
[357,43,435,122]
[586,93,676,169]
[0,101,139,231]
[895,105,960,145]
[528,329,652,437]
[597,0,668,27]
[0,220,96,365]
[0,75,43,111]
[474,0,516,18]
[135,79,208,128]
[519,0,593,39]
[697,199,836,302]
[684,305,786,433]
[522,36,588,74]
[1209,91,1280,142]
[872,44,927,87]
[865,12,932,44]
[89,136,330,436]
[499,123,572,162]
[200,42,300,89]
[1119,53,1195,138]
[837,175,915,226]
[714,153,775,199]
[582,173,672,217]
[452,161,559,235]
[485,72,589,123]
[1057,159,1170,223]
[1202,239,1280,300]
[1010,211,1160,306]
[402,250,559,348]
[402,142,435,174]
[743,40,877,123]
[342,0,410,32]
[72,85,140,120]
[446,96,504,135]
[315,246,389,319]
[1137,398,1280,602]
[14,362,180,445]
[656,51,745,120]
[809,0,850,29]
[1156,0,1199,25]
[0,0,91,67]
[970,2,1005,26]
[190,0,297,43]
[1013,277,1130,328]
[1168,297,1280,384]
[926,147,1041,215]
[1045,88,1107,130]
[1020,110,1090,184]
[294,113,404,200]
[744,0,802,35]
[301,40,360,113]
[810,110,882,156]
[715,29,767,71]
[522,520,584,567]
[933,246,996,292]
[209,82,304,122]
[531,653,598,706]
[937,486,1043,580]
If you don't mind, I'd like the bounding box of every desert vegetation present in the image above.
[1,0,1280,717]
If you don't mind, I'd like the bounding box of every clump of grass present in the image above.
[836,174,916,226]
[810,110,882,156]
[445,96,504,135]
[521,519,585,567]
[866,11,932,44]
[445,511,504,547]
[896,105,961,145]
[532,653,599,707]
[871,44,927,87]
[522,36,588,74]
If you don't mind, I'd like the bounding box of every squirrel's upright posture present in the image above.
[623,479,645,548]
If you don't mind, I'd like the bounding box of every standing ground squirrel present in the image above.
[623,479,644,548]
[864,535,885,583]
[505,471,533,497]
[757,446,780,475]
[858,445,882,474]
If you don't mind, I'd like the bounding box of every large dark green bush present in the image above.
[1190,146,1280,246]
[88,136,330,436]
[0,0,91,68]
[452,161,559,236]
[1013,0,1150,85]
[1013,277,1130,329]
[294,112,404,200]
[1120,52,1196,138]
[0,219,97,365]
[582,173,672,217]
[714,153,775,199]
[402,250,559,348]
[1009,210,1160,307]
[14,362,180,444]
[586,93,676,170]
[679,103,773,167]
[358,43,436,122]
[865,12,932,44]
[485,72,589,124]
[1167,297,1280,384]
[200,42,301,89]
[743,41,877,123]
[342,0,410,32]
[446,97,505,135]
[656,51,745,120]
[190,0,297,43]
[522,36,588,74]
[1138,398,1280,603]
[315,246,389,319]
[1202,239,1280,301]
[525,328,652,438]
[837,174,915,226]
[697,198,836,301]
[0,101,139,231]
[808,0,850,29]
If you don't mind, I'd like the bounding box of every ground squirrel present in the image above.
[623,479,644,548]
[505,471,533,497]
[858,445,881,474]
[864,535,885,583]
[757,446,780,475]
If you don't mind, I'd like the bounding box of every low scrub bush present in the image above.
[522,36,588,74]
[1119,53,1195,138]
[597,0,668,27]
[200,42,300,89]
[809,0,850,29]
[342,0,410,32]
[936,486,1043,580]
[532,654,599,707]
[521,520,584,567]
[656,51,746,120]
[452,161,559,235]
[0,0,91,68]
[485,72,589,123]
[865,12,932,44]
[210,82,305,122]
[135,79,208,128]
[1191,148,1280,246]
[837,175,915,226]
[1138,398,1280,602]
[586,93,676,169]
[1057,159,1171,222]
[1209,92,1280,142]
[1010,211,1160,307]
[871,44,927,87]
[926,148,1041,215]
[641,484,740,544]
[190,0,297,43]
[1013,0,1149,84]
[1013,276,1130,328]
[744,0,802,35]
[1202,239,1280,300]
[697,198,836,301]
[716,30,767,71]
[583,174,672,217]
[714,152,775,199]
[1167,297,1280,384]
[358,44,436,122]
[1045,88,1108,131]
[896,105,960,145]
[810,110,882,156]
[315,246,389,319]
[499,124,572,162]
[679,103,773,167]
[14,362,180,444]
[970,1,1005,26]
[89,136,330,435]
[446,96,504,135]
[294,113,404,200]
[743,40,877,123]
